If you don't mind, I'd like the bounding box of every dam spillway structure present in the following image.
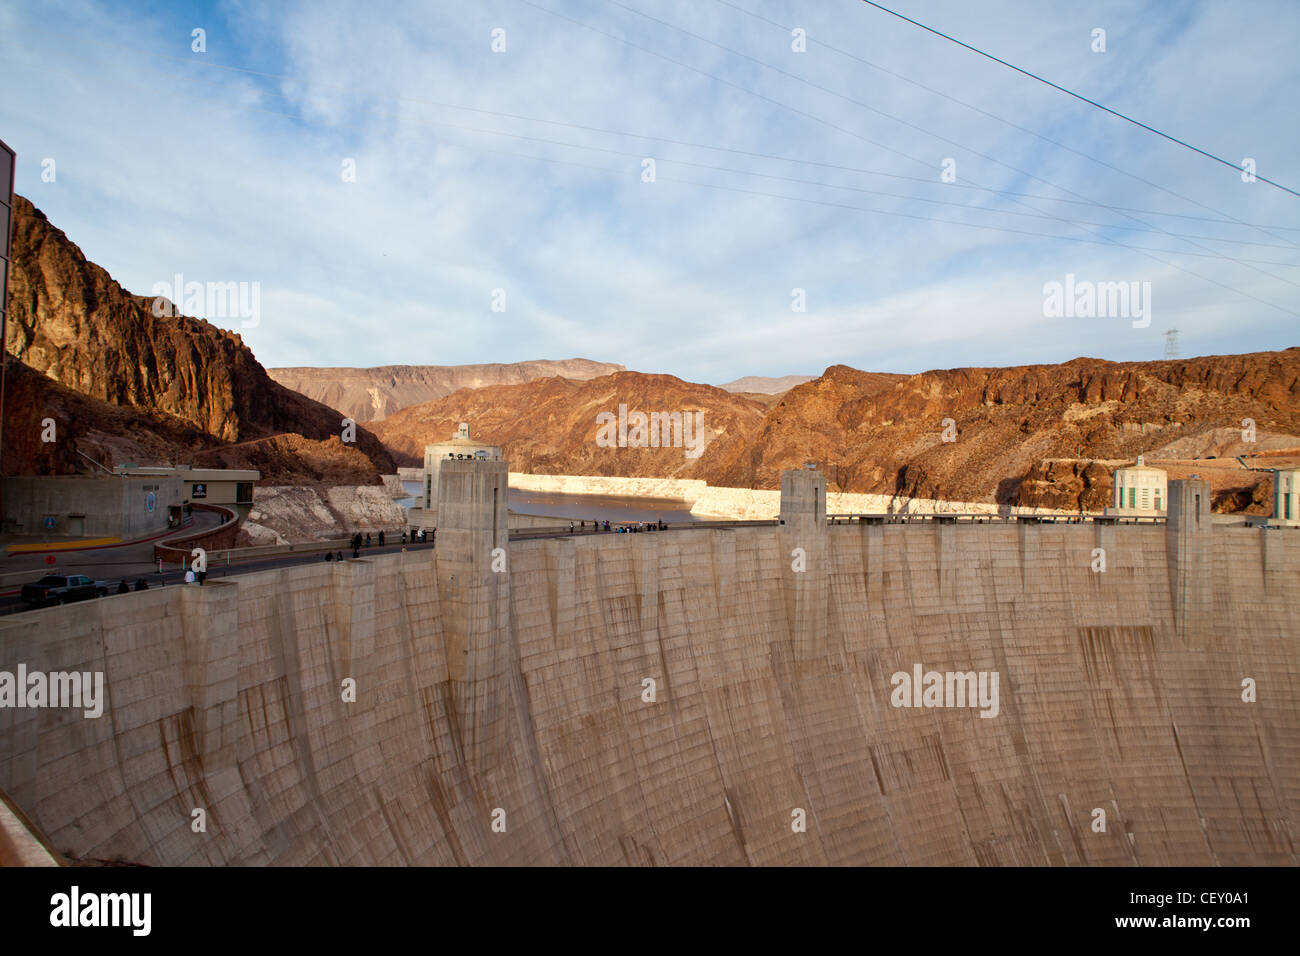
[0,467,1296,866]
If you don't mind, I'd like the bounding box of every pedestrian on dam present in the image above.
[401,530,407,544]
[352,548,360,559]
[570,522,575,534]
[378,530,385,547]
[117,580,130,594]
[336,552,343,562]
[365,532,372,548]
[134,578,148,591]
[184,569,196,584]
[325,551,333,562]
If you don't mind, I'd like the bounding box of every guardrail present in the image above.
[153,503,241,562]
[824,513,1166,525]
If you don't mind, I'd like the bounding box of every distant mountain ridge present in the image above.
[717,374,819,394]
[269,359,626,423]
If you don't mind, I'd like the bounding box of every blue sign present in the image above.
[145,491,156,513]
[43,516,56,530]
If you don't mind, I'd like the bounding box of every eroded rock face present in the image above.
[704,354,1300,507]
[5,195,393,480]
[1015,460,1114,512]
[370,371,771,477]
[369,351,1299,510]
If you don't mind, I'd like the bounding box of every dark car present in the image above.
[20,574,109,607]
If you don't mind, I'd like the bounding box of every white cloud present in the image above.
[3,0,1296,382]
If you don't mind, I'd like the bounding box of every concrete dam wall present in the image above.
[0,464,1296,866]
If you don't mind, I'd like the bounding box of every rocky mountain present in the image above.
[703,351,1300,509]
[4,195,394,482]
[369,371,769,477]
[717,374,819,394]
[370,352,1298,513]
[269,359,626,423]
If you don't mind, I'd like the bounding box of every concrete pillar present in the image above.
[435,459,510,771]
[1165,478,1213,641]
[179,581,241,770]
[779,467,828,661]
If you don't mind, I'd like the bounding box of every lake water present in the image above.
[398,479,699,523]
[509,490,699,524]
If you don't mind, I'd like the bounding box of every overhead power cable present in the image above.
[712,0,1300,249]
[141,59,1300,260]
[546,0,1300,297]
[856,0,1300,198]
[141,77,1300,314]
[47,30,1298,233]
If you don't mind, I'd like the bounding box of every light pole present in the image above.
[0,139,16,525]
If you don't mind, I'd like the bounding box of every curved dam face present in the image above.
[0,464,1296,866]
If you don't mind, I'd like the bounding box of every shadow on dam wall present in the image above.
[0,464,1296,866]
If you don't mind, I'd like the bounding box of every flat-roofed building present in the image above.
[112,465,259,516]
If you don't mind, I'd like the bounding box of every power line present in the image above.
[587,0,1300,283]
[140,59,1300,266]
[712,0,1300,250]
[42,30,1299,234]
[856,0,1300,198]
[165,84,1300,314]
[528,0,1300,298]
[35,26,1300,314]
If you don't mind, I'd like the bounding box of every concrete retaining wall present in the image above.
[2,475,183,539]
[0,481,1294,865]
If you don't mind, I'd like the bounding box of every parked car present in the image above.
[20,574,109,607]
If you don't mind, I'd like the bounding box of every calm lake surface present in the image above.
[399,480,699,523]
[508,490,699,523]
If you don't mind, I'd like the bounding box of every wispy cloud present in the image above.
[4,0,1297,383]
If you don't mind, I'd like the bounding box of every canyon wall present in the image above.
[0,477,1295,866]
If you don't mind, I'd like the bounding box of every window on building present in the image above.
[1129,488,1136,509]
[1155,491,1161,511]
[235,482,253,504]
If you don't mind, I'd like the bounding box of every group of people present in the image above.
[325,528,435,562]
[115,578,151,593]
[569,519,667,534]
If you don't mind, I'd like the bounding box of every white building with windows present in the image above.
[1106,455,1168,516]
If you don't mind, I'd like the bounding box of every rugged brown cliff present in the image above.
[371,352,1299,512]
[370,371,769,477]
[4,195,393,481]
[269,359,626,423]
[704,352,1300,507]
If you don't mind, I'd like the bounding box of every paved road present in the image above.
[0,520,782,618]
[0,510,223,579]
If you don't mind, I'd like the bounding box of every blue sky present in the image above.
[2,0,1298,383]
